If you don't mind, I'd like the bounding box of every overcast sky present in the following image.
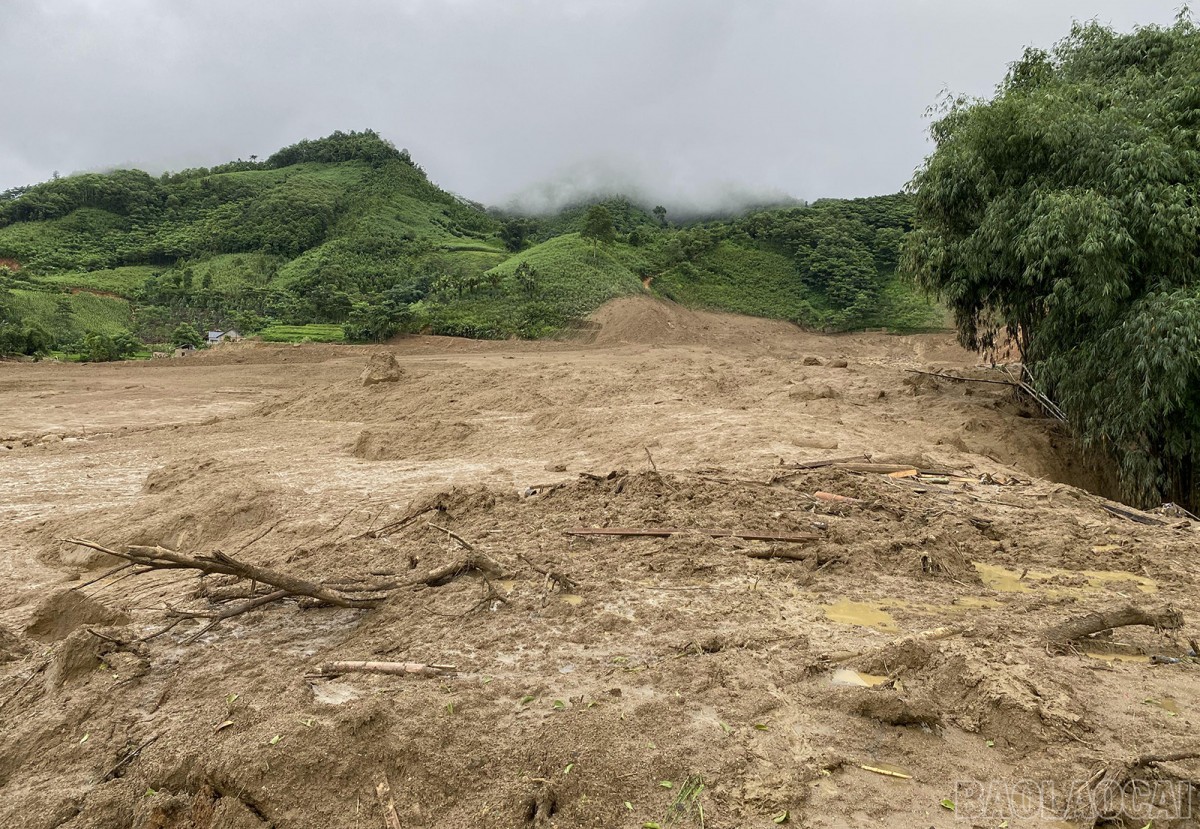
[0,0,1185,211]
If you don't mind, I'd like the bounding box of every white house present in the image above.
[206,329,242,345]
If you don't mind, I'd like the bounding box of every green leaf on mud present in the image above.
[772,810,790,824]
[985,739,994,747]
[659,780,673,788]
[753,723,769,731]
[79,733,89,744]
[940,799,955,811]
[624,801,633,811]
[519,695,536,706]
[564,763,574,774]
[718,721,732,734]
[269,734,282,745]
[553,699,566,710]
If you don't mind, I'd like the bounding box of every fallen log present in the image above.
[781,453,870,470]
[565,527,819,543]
[1044,605,1184,648]
[1097,502,1167,526]
[317,660,457,678]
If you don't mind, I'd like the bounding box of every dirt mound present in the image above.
[353,421,479,460]
[41,457,290,569]
[25,589,129,642]
[582,296,803,349]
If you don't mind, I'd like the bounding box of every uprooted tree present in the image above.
[903,13,1200,510]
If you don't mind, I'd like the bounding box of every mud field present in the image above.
[1,297,1197,829]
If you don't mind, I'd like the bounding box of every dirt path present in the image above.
[0,297,1195,828]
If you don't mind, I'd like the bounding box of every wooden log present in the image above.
[318,660,457,677]
[1097,502,1167,526]
[813,491,862,504]
[564,527,819,543]
[781,454,869,470]
[1044,605,1184,647]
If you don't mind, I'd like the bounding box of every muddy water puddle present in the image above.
[974,562,1156,594]
[822,599,898,631]
[830,668,889,687]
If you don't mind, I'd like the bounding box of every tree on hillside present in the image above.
[653,205,668,227]
[580,205,616,260]
[902,13,1200,509]
[171,323,203,349]
[499,218,534,252]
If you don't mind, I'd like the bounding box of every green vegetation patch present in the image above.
[258,323,346,343]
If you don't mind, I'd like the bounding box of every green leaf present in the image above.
[659,780,673,788]
[624,801,633,811]
[753,723,769,731]
[939,799,955,811]
[772,810,790,824]
[79,733,89,744]
[269,734,282,746]
[985,739,994,748]
[553,699,566,710]
[519,695,536,706]
[564,763,574,774]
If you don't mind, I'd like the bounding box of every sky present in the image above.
[0,0,1186,212]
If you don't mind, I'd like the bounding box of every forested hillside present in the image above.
[0,130,941,358]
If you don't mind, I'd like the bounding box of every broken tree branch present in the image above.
[565,527,819,543]
[517,553,578,591]
[65,539,382,609]
[1044,605,1184,648]
[905,368,1019,388]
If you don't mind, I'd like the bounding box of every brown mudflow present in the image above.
[1,297,1196,828]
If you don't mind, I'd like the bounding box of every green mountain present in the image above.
[0,130,942,358]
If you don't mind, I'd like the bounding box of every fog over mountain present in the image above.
[0,0,1183,211]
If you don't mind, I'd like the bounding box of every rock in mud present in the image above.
[360,352,403,386]
[802,356,823,366]
[830,358,849,368]
[25,589,130,642]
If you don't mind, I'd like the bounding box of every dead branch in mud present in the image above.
[829,625,966,665]
[314,660,457,678]
[355,504,440,540]
[0,658,51,711]
[376,777,403,829]
[427,522,478,551]
[1044,605,1184,649]
[99,733,160,783]
[565,527,820,543]
[517,553,578,592]
[66,539,382,609]
[905,368,1019,388]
